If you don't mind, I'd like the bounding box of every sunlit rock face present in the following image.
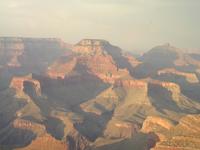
[83,55,129,84]
[72,39,123,84]
[46,39,131,84]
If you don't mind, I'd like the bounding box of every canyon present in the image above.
[0,37,200,150]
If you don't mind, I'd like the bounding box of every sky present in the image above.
[0,0,200,51]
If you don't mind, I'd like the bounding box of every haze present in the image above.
[0,0,200,51]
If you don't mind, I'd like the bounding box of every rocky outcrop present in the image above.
[149,80,181,93]
[85,55,129,84]
[151,115,200,150]
[104,120,140,139]
[142,116,173,132]
[141,116,174,141]
[148,79,181,101]
[158,68,199,83]
[10,75,41,96]
[73,39,109,55]
[73,39,135,83]
[13,119,45,136]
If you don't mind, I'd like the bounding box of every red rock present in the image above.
[10,75,41,96]
[20,133,68,150]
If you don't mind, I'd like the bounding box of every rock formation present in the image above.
[141,116,174,141]
[0,37,200,150]
[104,120,140,138]
[72,39,110,55]
[158,68,199,83]
[150,115,200,150]
[46,39,131,84]
[10,75,41,97]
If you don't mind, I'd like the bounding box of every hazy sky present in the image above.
[0,0,200,51]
